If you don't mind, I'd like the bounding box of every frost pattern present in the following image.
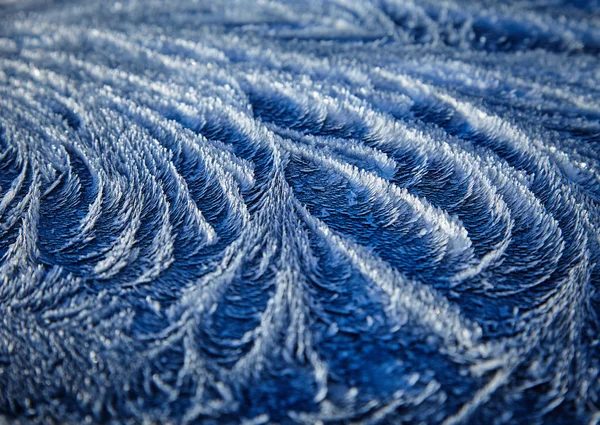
[0,1,599,424]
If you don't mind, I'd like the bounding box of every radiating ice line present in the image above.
[0,0,599,424]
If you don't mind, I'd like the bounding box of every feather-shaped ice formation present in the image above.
[0,0,599,424]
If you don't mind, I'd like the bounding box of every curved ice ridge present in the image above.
[0,0,599,424]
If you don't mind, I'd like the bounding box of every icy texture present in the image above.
[0,0,599,424]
